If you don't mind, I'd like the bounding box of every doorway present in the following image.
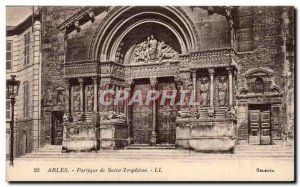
[51,111,64,145]
[248,105,271,145]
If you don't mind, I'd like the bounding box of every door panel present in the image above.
[249,110,260,145]
[132,82,152,144]
[248,108,271,145]
[260,110,271,145]
[157,81,177,144]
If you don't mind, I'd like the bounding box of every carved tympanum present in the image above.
[133,34,177,63]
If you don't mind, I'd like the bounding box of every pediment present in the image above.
[245,68,274,78]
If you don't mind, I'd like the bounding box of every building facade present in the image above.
[6,10,42,157]
[6,6,295,155]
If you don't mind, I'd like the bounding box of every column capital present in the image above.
[208,68,215,75]
[226,67,233,75]
[150,77,158,88]
[92,77,98,83]
[192,70,197,78]
[78,78,84,85]
[64,79,70,87]
[124,79,134,88]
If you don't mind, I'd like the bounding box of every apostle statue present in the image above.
[200,77,209,107]
[73,86,80,112]
[86,85,94,112]
[218,76,227,106]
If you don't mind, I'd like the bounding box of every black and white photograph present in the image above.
[4,3,295,182]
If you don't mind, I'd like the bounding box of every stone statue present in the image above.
[183,79,193,109]
[177,110,191,119]
[226,106,237,121]
[157,41,176,60]
[44,89,52,105]
[134,40,148,62]
[73,86,80,112]
[148,34,158,60]
[218,76,227,106]
[86,85,94,112]
[200,77,209,107]
[57,91,64,105]
[101,111,126,122]
[63,113,69,122]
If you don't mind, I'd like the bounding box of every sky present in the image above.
[6,6,33,26]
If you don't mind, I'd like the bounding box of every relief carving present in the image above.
[200,77,209,107]
[218,76,227,106]
[133,34,177,63]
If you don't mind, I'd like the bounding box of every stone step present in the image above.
[125,144,175,150]
[26,150,294,156]
[19,153,293,160]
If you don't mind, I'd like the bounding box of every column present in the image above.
[116,86,119,113]
[78,78,84,112]
[227,67,233,107]
[150,77,158,146]
[192,70,197,105]
[124,79,133,144]
[92,77,98,112]
[208,68,215,107]
[64,79,71,114]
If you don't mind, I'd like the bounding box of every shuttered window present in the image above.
[6,41,12,70]
[24,33,30,65]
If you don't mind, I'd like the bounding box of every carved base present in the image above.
[207,108,215,117]
[150,133,157,146]
[100,122,128,150]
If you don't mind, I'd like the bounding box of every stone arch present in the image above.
[89,6,198,61]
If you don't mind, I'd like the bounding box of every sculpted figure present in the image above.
[177,110,191,119]
[218,76,227,106]
[148,34,158,60]
[200,77,209,107]
[133,34,177,63]
[86,85,94,112]
[73,86,80,112]
[157,41,176,61]
[134,40,148,62]
[183,79,193,109]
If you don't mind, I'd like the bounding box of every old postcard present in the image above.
[5,6,295,181]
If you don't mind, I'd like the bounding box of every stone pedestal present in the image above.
[176,119,236,152]
[100,120,128,150]
[62,122,97,152]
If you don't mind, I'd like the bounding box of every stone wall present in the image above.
[40,7,83,146]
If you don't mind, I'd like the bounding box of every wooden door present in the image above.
[157,79,177,144]
[260,110,271,145]
[249,110,260,145]
[51,112,64,145]
[132,81,152,144]
[249,108,271,145]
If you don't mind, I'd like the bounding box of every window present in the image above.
[24,33,30,65]
[6,41,12,70]
[6,100,11,120]
[255,78,264,94]
[23,82,29,117]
